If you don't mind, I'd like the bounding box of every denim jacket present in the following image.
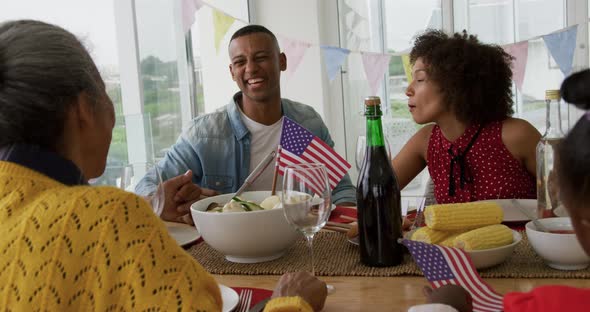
[136,92,356,204]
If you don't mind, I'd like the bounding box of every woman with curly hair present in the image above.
[412,68,590,312]
[392,30,540,203]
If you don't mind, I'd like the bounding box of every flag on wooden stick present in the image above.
[276,117,351,193]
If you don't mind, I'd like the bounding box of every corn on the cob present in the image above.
[424,202,503,231]
[452,224,513,251]
[439,232,465,247]
[263,296,313,312]
[411,227,457,244]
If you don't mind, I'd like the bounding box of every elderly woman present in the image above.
[0,20,325,311]
[393,30,541,203]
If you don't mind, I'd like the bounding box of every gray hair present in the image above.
[0,20,102,149]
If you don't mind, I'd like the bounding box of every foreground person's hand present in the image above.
[272,272,327,311]
[346,217,413,240]
[160,170,217,224]
[423,285,473,312]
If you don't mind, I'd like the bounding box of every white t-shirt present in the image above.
[239,109,283,191]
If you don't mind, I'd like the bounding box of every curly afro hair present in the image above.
[409,29,514,125]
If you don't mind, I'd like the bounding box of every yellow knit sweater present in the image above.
[0,161,222,311]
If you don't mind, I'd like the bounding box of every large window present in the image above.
[384,0,442,193]
[338,0,442,194]
[6,0,587,191]
[135,0,183,160]
[454,0,567,133]
[336,0,587,195]
[0,0,127,176]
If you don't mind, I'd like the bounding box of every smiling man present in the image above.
[136,25,356,219]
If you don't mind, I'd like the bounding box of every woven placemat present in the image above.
[187,231,590,278]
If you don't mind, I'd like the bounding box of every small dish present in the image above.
[526,217,590,270]
[219,284,239,312]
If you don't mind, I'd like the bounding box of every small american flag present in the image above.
[401,239,504,312]
[277,117,351,193]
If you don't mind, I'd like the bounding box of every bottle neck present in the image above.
[365,106,385,147]
[544,98,564,138]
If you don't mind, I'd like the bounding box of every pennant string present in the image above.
[189,1,580,90]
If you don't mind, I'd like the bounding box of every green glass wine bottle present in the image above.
[356,96,403,267]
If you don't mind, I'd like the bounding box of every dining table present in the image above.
[185,205,590,311]
[213,274,590,311]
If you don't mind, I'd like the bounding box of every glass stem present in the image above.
[305,234,315,276]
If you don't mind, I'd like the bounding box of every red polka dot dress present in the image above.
[427,120,536,204]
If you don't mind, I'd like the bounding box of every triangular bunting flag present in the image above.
[503,41,529,91]
[543,25,578,76]
[181,0,205,33]
[213,9,235,53]
[321,46,351,81]
[401,54,412,84]
[278,36,311,78]
[361,52,391,95]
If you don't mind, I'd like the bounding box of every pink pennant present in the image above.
[503,42,529,91]
[182,0,205,33]
[361,52,391,95]
[278,36,311,78]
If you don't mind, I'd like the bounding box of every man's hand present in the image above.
[160,170,217,224]
[423,285,473,312]
[272,272,327,311]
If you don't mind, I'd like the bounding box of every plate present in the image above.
[164,221,201,246]
[490,199,537,222]
[219,284,239,312]
[487,199,568,222]
[348,236,359,245]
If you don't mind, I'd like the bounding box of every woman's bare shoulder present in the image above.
[416,123,436,140]
[409,123,436,155]
[501,117,541,162]
[502,117,541,144]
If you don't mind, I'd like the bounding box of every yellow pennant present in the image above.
[213,9,235,53]
[402,54,412,84]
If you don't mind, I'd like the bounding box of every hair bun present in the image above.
[561,69,590,110]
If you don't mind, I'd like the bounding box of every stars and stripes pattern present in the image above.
[277,117,351,194]
[401,239,504,312]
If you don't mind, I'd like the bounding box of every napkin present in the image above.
[329,206,357,223]
[231,287,273,311]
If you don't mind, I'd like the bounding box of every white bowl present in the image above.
[191,191,299,263]
[467,230,522,269]
[526,217,590,270]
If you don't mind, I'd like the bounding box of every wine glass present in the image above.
[118,163,165,216]
[282,163,333,291]
[355,135,392,170]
